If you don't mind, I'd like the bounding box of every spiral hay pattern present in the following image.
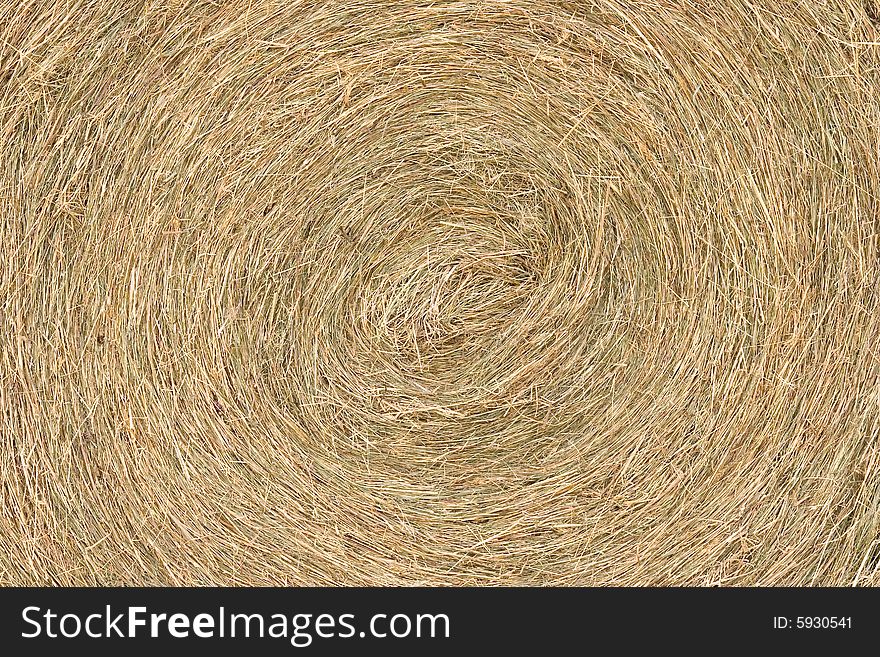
[2,0,880,585]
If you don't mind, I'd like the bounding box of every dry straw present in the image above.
[1,0,880,585]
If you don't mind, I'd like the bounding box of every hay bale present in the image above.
[1,0,879,585]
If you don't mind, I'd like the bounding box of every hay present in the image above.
[1,0,880,586]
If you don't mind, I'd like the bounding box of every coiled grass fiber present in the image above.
[2,0,880,585]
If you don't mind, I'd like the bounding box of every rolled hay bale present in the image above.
[1,0,880,586]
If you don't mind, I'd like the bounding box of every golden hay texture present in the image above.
[1,0,880,586]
